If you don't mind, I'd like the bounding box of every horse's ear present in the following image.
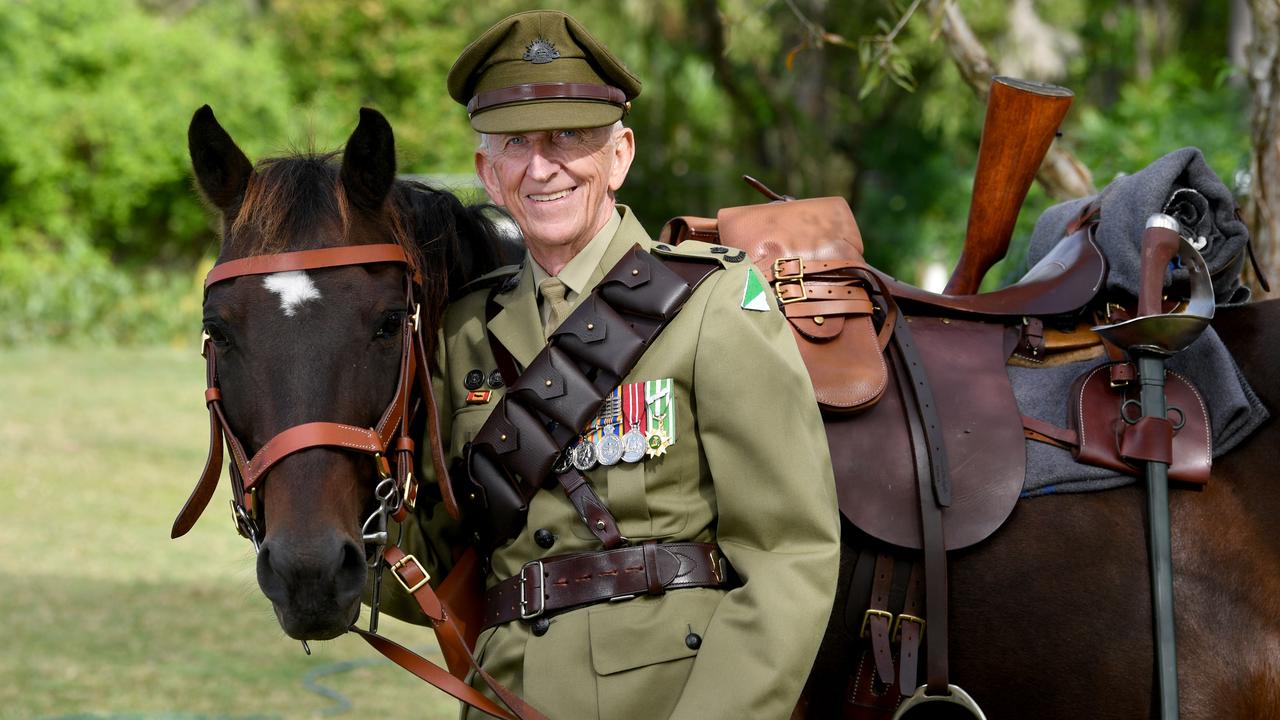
[341,107,396,214]
[188,105,253,213]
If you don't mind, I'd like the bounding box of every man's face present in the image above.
[476,125,635,257]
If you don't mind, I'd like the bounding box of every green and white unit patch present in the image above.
[741,266,770,311]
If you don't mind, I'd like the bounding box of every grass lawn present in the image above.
[0,346,458,719]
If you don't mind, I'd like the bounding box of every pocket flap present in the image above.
[588,590,718,676]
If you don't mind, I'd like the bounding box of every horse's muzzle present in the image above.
[256,532,366,640]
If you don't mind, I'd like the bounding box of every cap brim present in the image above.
[471,100,624,134]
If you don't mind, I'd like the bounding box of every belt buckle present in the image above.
[519,559,546,620]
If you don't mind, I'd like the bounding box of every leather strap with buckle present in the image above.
[482,542,736,629]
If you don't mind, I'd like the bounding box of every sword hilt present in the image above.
[1138,214,1183,318]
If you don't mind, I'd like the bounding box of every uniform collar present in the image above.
[489,205,650,370]
[529,208,621,297]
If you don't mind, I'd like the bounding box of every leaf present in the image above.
[859,65,883,100]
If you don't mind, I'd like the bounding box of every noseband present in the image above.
[171,244,453,580]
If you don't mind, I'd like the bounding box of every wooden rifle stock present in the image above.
[945,76,1074,295]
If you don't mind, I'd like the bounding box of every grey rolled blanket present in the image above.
[1013,147,1268,495]
[1027,147,1252,305]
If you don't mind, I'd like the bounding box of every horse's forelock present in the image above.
[225,153,420,269]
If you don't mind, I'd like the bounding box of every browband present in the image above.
[204,244,420,290]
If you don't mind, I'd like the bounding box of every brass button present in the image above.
[595,520,606,531]
[631,269,639,276]
[500,434,508,441]
[545,379,553,387]
[813,316,825,325]
[586,322,595,331]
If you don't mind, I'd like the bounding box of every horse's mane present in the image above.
[226,152,513,343]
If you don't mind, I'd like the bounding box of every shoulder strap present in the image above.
[464,245,720,550]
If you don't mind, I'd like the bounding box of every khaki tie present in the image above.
[538,276,571,339]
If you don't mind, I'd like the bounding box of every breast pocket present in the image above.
[587,589,722,720]
[450,405,493,454]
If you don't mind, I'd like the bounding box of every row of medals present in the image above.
[565,392,669,471]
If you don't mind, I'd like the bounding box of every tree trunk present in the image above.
[1245,0,1280,296]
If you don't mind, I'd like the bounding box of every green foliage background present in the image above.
[0,0,1250,346]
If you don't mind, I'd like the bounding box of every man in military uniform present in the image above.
[377,10,840,719]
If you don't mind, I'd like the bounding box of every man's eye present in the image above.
[505,136,526,147]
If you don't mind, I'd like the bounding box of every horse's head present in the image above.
[184,106,447,640]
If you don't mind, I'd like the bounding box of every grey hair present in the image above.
[476,120,625,155]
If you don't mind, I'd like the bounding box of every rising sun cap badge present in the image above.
[523,38,560,64]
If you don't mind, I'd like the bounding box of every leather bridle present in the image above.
[168,242,546,720]
[171,243,453,578]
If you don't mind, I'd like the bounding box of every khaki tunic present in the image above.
[377,207,840,720]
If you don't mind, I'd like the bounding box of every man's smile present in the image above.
[528,187,577,203]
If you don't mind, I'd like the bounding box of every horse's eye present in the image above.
[202,322,231,347]
[374,310,405,340]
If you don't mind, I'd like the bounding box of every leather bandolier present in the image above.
[452,243,739,633]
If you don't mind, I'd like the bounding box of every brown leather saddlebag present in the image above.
[661,196,889,412]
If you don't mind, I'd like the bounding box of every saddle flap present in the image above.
[1070,363,1211,485]
[664,196,888,412]
[830,318,1026,550]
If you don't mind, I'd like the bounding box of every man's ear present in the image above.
[607,126,636,193]
[475,149,505,207]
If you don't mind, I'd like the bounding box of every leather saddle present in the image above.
[665,191,1216,718]
[663,200,1107,550]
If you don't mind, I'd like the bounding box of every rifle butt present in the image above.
[945,76,1073,295]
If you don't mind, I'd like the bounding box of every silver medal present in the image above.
[621,428,647,463]
[572,438,598,470]
[597,433,623,465]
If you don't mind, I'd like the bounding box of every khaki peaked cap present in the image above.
[447,10,641,133]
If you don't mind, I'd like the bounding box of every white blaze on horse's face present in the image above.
[262,271,321,317]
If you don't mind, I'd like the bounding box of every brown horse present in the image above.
[803,299,1280,719]
[181,106,510,640]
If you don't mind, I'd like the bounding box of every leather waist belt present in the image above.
[483,542,735,628]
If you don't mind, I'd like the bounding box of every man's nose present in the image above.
[527,147,559,181]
